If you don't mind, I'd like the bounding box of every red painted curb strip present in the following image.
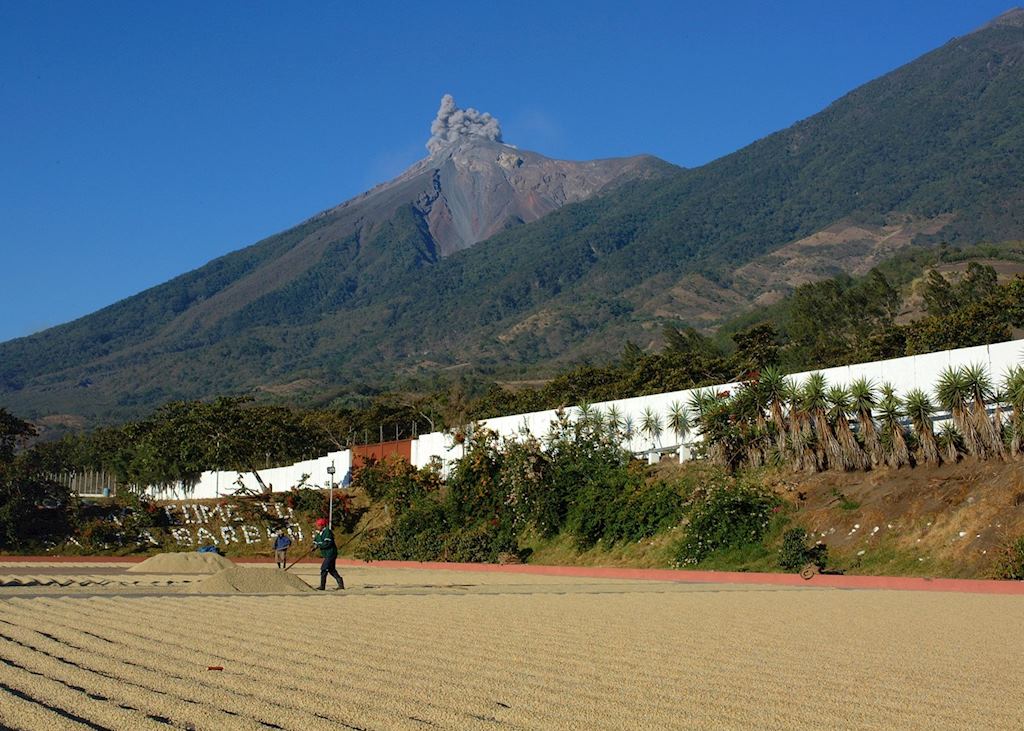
[319,560,1024,595]
[4,555,1022,595]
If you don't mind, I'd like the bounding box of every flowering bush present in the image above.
[778,527,828,571]
[674,480,779,565]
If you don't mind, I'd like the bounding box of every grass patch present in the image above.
[523,528,680,569]
[829,539,959,578]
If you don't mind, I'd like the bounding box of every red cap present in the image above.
[315,518,328,528]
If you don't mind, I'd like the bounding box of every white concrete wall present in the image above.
[148,339,1024,499]
[148,450,352,501]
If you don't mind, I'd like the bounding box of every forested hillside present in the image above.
[3,10,1024,426]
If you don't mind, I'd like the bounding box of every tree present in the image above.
[760,367,790,456]
[0,410,71,550]
[666,401,691,446]
[903,388,940,465]
[963,363,1002,459]
[877,385,911,468]
[1004,366,1024,457]
[639,406,663,448]
[922,269,957,316]
[731,323,779,374]
[850,377,882,466]
[802,373,841,470]
[827,385,867,470]
[936,366,981,456]
[0,408,36,463]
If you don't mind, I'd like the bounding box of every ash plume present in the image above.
[426,94,503,154]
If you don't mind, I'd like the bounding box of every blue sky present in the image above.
[0,1,1015,342]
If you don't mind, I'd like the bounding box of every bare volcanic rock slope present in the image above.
[4,10,1024,424]
[362,94,670,257]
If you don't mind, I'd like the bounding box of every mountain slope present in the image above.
[4,10,1024,424]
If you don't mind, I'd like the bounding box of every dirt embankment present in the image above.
[777,459,1024,577]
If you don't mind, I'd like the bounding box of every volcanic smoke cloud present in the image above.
[426,94,503,153]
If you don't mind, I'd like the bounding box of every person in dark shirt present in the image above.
[273,529,293,569]
[312,517,344,590]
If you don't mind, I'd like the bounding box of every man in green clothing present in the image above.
[312,517,345,591]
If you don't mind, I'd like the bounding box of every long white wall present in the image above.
[153,339,1024,500]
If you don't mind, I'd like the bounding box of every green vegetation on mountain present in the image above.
[4,12,1024,426]
[7,244,1022,499]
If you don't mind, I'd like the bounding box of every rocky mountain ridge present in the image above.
[3,12,1024,425]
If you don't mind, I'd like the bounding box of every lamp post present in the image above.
[326,462,336,529]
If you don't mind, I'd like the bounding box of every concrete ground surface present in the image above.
[1,562,1023,729]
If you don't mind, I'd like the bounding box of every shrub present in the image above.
[285,486,326,515]
[78,518,123,550]
[284,488,362,532]
[0,466,75,550]
[443,522,519,563]
[675,481,779,565]
[359,496,449,562]
[991,536,1024,580]
[779,527,828,571]
[566,468,685,550]
[354,455,438,511]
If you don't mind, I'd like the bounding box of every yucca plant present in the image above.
[827,385,867,470]
[802,373,841,471]
[575,401,595,426]
[936,366,981,456]
[937,366,974,452]
[787,380,815,471]
[937,422,964,463]
[992,387,1007,454]
[666,401,691,444]
[639,406,663,446]
[732,382,770,467]
[1003,366,1024,457]
[622,414,636,444]
[687,388,717,419]
[760,366,790,455]
[964,362,1002,459]
[604,404,624,432]
[742,422,772,469]
[849,377,882,466]
[687,389,736,467]
[877,384,911,468]
[903,388,940,465]
[666,400,691,463]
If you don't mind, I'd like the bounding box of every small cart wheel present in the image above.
[799,564,818,581]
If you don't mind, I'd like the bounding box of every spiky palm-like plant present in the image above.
[622,414,636,444]
[936,366,981,456]
[903,388,940,465]
[732,382,770,468]
[802,373,841,470]
[963,362,1002,459]
[849,377,882,466]
[992,387,1007,454]
[688,389,733,467]
[827,385,867,470]
[787,379,814,471]
[687,388,716,419]
[937,422,964,464]
[760,366,789,455]
[877,384,911,468]
[605,404,624,432]
[639,406,663,446]
[1004,366,1024,457]
[667,400,691,462]
[667,401,690,443]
